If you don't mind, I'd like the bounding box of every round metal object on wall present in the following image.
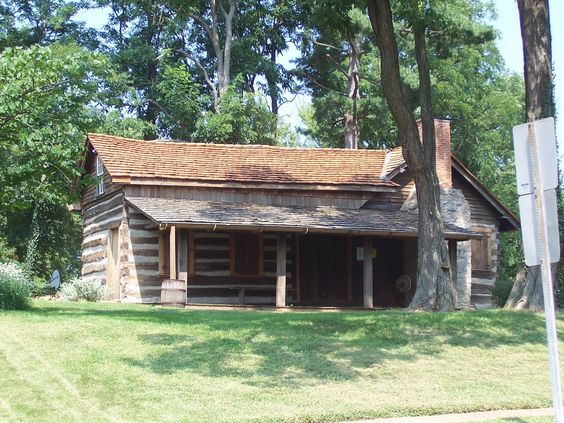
[394,275,412,294]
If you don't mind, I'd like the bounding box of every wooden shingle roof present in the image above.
[125,196,479,240]
[87,133,397,189]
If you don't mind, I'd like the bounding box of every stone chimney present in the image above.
[416,118,452,188]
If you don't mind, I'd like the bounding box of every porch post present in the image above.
[169,225,176,280]
[363,237,373,309]
[276,233,287,307]
[295,235,301,304]
[347,236,353,302]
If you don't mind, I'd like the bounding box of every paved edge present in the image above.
[343,408,554,423]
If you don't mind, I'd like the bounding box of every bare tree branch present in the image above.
[172,48,219,110]
[312,39,342,52]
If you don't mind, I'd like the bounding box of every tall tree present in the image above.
[367,0,455,310]
[297,5,376,149]
[231,0,299,115]
[505,0,555,311]
[101,0,172,138]
[0,43,125,278]
[167,0,236,112]
[0,0,99,50]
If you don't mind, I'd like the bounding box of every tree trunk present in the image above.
[344,38,361,149]
[191,0,236,111]
[219,0,236,99]
[506,0,557,310]
[266,45,279,115]
[367,0,455,311]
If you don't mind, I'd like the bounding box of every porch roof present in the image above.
[125,196,479,240]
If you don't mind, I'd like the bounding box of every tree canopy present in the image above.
[0,0,526,295]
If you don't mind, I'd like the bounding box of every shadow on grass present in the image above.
[31,302,550,387]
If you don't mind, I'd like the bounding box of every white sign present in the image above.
[513,117,563,423]
[519,189,560,266]
[513,117,558,195]
[49,269,61,289]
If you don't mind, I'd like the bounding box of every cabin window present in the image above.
[471,230,492,273]
[96,154,104,195]
[231,233,262,276]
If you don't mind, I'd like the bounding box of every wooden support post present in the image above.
[448,240,457,284]
[177,230,188,283]
[363,237,373,309]
[347,236,353,302]
[276,234,287,307]
[169,225,176,280]
[295,235,301,304]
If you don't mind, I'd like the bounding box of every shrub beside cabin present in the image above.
[74,119,518,308]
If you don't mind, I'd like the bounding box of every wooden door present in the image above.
[106,227,120,300]
[300,235,348,305]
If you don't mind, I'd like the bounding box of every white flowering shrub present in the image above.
[0,262,32,310]
[59,278,104,302]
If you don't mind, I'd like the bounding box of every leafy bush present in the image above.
[0,262,32,310]
[59,277,104,302]
[491,277,514,308]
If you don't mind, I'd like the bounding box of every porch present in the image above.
[125,196,470,308]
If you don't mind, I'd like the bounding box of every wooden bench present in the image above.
[187,284,276,305]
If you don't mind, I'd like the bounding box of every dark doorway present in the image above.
[373,238,405,307]
[299,235,349,305]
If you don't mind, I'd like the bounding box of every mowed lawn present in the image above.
[0,301,560,423]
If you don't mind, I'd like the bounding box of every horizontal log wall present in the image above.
[469,223,499,308]
[188,232,294,305]
[120,205,161,303]
[452,172,498,226]
[125,185,372,209]
[81,192,124,289]
[82,153,122,207]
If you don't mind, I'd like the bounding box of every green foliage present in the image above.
[154,62,205,140]
[96,110,157,139]
[193,87,278,145]
[0,0,98,50]
[0,43,123,208]
[58,277,104,302]
[0,262,31,310]
[0,43,126,280]
[491,276,515,308]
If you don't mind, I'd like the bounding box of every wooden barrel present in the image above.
[161,279,186,307]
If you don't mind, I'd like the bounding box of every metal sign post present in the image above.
[513,117,562,422]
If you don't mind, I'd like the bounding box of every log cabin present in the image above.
[74,119,518,309]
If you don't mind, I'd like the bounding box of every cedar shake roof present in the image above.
[87,133,397,189]
[381,146,405,177]
[125,196,479,240]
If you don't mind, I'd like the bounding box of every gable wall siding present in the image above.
[124,185,373,209]
[361,170,414,210]
[82,154,123,207]
[81,192,124,291]
[452,172,500,308]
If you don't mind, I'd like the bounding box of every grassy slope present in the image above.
[0,300,560,423]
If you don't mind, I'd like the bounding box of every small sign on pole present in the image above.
[513,117,563,422]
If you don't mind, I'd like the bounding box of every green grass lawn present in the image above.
[0,300,561,423]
